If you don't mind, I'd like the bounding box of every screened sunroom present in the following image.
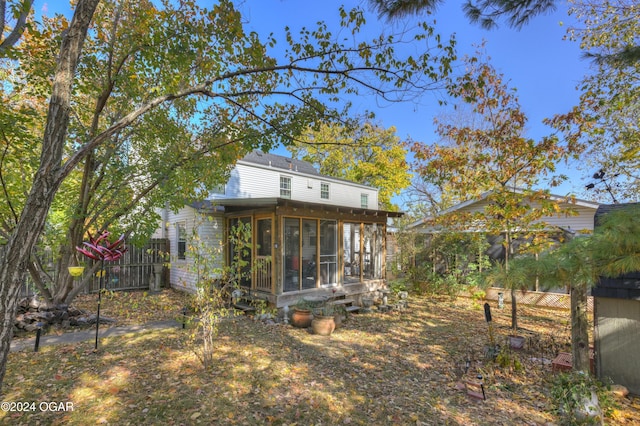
[221,198,400,307]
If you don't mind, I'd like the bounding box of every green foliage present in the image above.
[409,270,462,298]
[591,204,640,277]
[288,122,411,211]
[292,299,314,311]
[511,204,640,373]
[551,0,640,201]
[314,302,336,317]
[495,346,523,372]
[388,279,408,294]
[0,0,461,391]
[404,230,490,298]
[483,257,533,292]
[550,371,615,425]
[1,0,457,308]
[531,204,640,288]
[468,288,486,308]
[250,297,276,319]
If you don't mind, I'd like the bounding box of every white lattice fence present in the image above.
[485,287,593,312]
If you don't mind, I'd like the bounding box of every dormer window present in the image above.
[280,176,291,199]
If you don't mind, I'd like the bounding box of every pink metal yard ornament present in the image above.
[76,230,127,262]
[76,231,127,350]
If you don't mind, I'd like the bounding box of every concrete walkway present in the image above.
[10,320,181,352]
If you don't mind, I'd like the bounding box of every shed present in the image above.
[592,203,640,395]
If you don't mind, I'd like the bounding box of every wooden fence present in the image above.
[86,239,168,293]
[17,239,169,298]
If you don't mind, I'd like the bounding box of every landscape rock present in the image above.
[13,296,114,332]
[611,384,629,398]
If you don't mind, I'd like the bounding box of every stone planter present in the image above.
[291,308,313,328]
[361,297,374,313]
[311,315,335,336]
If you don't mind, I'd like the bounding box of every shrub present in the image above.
[550,371,616,425]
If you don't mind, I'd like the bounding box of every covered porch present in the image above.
[220,198,401,307]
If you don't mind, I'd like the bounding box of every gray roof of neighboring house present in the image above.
[240,151,320,176]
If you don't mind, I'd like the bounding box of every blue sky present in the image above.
[40,0,591,202]
[237,0,590,201]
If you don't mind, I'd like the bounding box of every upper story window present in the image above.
[361,193,368,209]
[321,182,330,200]
[177,221,187,260]
[280,176,291,199]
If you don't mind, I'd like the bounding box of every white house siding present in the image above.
[218,162,378,209]
[455,198,597,232]
[150,206,169,239]
[166,206,225,292]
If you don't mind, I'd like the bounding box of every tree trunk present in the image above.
[0,0,100,392]
[511,288,518,331]
[570,283,590,372]
[505,228,518,331]
[0,246,30,386]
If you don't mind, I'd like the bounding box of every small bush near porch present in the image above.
[3,291,638,425]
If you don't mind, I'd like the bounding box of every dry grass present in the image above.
[3,291,639,425]
[72,288,192,326]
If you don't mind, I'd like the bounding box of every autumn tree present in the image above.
[405,104,487,218]
[7,1,266,308]
[411,57,579,330]
[0,0,456,390]
[549,0,640,202]
[288,122,411,210]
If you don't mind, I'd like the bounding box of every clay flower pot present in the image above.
[291,308,313,328]
[311,315,335,336]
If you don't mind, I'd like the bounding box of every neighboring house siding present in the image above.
[454,198,596,232]
[166,206,225,292]
[542,205,596,232]
[214,161,378,209]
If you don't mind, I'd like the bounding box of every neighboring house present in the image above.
[592,203,640,395]
[410,190,600,234]
[154,151,401,307]
[408,190,600,262]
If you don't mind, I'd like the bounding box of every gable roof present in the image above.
[408,189,601,230]
[240,151,320,176]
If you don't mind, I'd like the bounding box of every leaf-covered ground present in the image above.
[3,290,639,425]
